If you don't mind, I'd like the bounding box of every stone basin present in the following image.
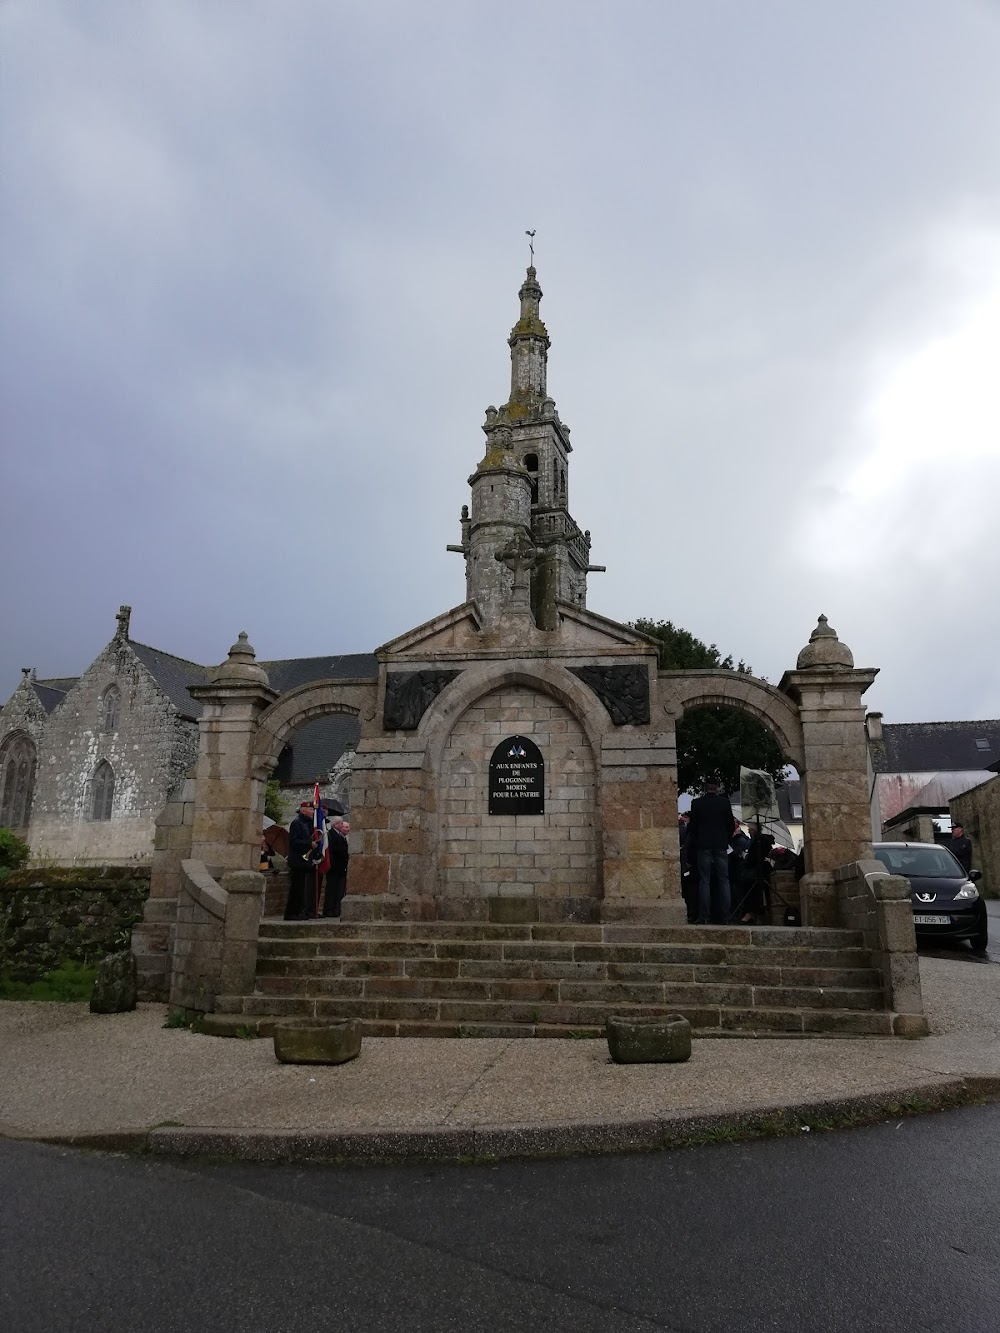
[606,1013,692,1064]
[273,1019,362,1065]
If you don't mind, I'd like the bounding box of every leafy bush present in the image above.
[0,828,30,882]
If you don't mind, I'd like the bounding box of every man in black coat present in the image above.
[949,823,974,876]
[686,778,737,925]
[323,818,351,919]
[284,800,319,920]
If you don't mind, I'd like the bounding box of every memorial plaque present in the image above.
[489,735,544,815]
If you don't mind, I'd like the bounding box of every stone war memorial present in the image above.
[136,264,928,1039]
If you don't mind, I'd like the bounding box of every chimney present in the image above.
[866,711,883,742]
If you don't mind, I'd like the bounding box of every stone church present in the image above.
[4,264,925,1037]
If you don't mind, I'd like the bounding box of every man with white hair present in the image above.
[322,816,351,919]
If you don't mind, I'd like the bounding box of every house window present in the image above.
[0,733,36,829]
[102,685,121,733]
[975,738,990,751]
[91,761,115,821]
[791,804,802,820]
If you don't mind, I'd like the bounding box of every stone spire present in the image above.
[796,614,855,670]
[448,261,602,632]
[507,266,550,412]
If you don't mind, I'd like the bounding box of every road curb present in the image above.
[70,1074,1000,1165]
[10,1075,999,1166]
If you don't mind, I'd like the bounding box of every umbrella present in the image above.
[262,822,289,857]
[322,797,346,817]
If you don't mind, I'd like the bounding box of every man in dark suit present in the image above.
[686,777,737,925]
[284,800,318,920]
[323,817,351,919]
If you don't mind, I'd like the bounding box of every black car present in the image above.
[872,842,988,952]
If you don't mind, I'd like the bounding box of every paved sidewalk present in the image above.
[2,953,998,1162]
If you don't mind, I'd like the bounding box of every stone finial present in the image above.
[796,614,855,670]
[211,631,270,687]
[115,605,132,641]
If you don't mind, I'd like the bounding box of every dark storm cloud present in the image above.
[2,0,999,722]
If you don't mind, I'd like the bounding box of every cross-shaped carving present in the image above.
[495,533,538,591]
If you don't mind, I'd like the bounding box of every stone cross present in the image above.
[495,533,538,620]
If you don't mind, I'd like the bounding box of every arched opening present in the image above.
[677,700,801,926]
[102,685,121,733]
[90,760,115,821]
[523,452,539,504]
[272,712,361,819]
[0,732,36,829]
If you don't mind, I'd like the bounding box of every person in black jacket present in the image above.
[685,778,737,925]
[949,824,973,876]
[284,800,319,920]
[323,817,351,919]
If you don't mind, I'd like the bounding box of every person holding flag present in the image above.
[284,798,318,921]
[308,780,331,917]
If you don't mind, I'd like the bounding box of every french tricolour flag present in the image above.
[313,781,330,874]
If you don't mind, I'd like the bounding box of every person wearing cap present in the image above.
[685,776,738,925]
[284,799,318,920]
[949,824,973,876]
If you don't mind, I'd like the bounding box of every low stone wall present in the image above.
[168,860,265,1013]
[0,867,150,981]
[834,858,927,1035]
[952,775,1000,897]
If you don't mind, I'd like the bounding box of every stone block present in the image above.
[606,1014,691,1063]
[89,950,138,1014]
[878,900,917,954]
[273,1020,362,1065]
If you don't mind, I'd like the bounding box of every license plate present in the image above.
[913,914,950,925]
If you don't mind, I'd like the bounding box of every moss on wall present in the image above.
[0,866,150,981]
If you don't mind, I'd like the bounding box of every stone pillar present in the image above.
[780,616,878,927]
[186,632,278,879]
[599,730,686,925]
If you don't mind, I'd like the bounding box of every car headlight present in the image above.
[954,881,980,901]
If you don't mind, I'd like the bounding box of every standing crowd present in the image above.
[679,778,799,926]
[283,798,351,921]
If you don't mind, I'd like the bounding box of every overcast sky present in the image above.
[3,0,999,724]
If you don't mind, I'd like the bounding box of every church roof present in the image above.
[273,713,361,786]
[131,642,212,720]
[32,682,72,714]
[871,721,1000,774]
[261,653,379,695]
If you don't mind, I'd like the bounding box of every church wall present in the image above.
[0,679,48,831]
[29,639,199,865]
[438,684,598,898]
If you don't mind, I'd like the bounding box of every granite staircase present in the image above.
[210,918,896,1038]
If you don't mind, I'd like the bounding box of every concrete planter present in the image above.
[606,1014,692,1064]
[273,1019,362,1065]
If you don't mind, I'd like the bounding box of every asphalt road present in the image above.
[3,1102,999,1333]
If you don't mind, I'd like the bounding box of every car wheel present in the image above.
[970,926,989,953]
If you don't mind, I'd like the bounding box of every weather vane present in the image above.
[525,229,536,265]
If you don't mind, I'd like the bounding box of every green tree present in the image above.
[264,778,286,824]
[632,618,787,796]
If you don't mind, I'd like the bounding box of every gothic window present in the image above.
[523,453,539,505]
[91,761,115,821]
[0,733,36,829]
[102,685,121,733]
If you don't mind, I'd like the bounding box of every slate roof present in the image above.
[130,642,212,721]
[32,683,72,714]
[261,654,379,694]
[872,721,1000,774]
[273,713,362,785]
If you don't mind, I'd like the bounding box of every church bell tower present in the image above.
[449,263,602,631]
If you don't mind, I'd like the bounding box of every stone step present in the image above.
[254,955,881,991]
[252,974,884,1011]
[255,936,874,973]
[214,994,895,1038]
[258,918,866,951]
